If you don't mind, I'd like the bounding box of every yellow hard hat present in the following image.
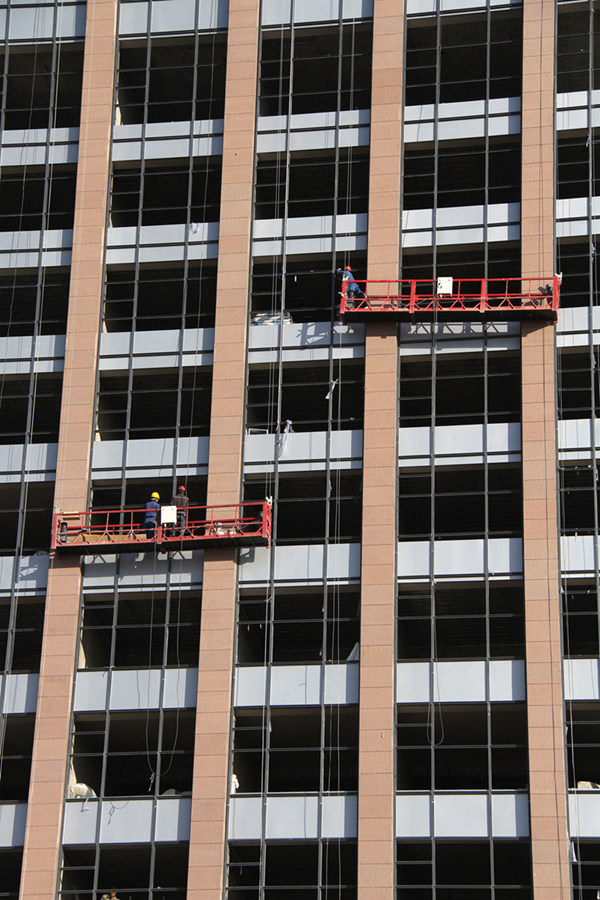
[151,492,160,500]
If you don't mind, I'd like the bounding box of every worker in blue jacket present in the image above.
[336,265,365,301]
[143,491,161,539]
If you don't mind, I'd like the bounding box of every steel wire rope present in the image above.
[552,303,574,884]
[143,538,160,784]
[531,2,567,895]
[0,11,53,503]
[426,335,444,754]
[557,380,585,896]
[265,6,297,885]
[326,15,360,896]
[319,15,346,898]
[252,18,289,839]
[121,22,180,801]
[565,13,598,888]
[162,6,222,783]
[327,325,347,899]
[0,0,47,808]
[251,15,294,896]
[0,0,68,798]
[482,14,495,868]
[116,16,160,792]
[560,520,584,896]
[178,7,222,492]
[0,6,44,414]
[20,4,67,551]
[426,1,444,762]
[426,6,445,757]
[163,8,223,781]
[64,0,122,890]
[93,11,151,803]
[230,12,282,890]
[556,11,598,884]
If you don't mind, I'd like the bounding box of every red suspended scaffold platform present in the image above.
[340,275,560,322]
[51,501,272,554]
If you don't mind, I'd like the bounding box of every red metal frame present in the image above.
[339,276,560,322]
[51,501,272,554]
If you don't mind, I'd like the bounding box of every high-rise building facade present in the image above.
[0,0,596,896]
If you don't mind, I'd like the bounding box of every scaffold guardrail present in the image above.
[51,501,272,554]
[339,276,560,322]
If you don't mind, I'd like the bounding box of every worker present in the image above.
[335,266,349,294]
[101,891,119,900]
[344,266,365,300]
[170,484,189,534]
[143,491,161,539]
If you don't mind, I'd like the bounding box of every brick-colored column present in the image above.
[357,1,403,895]
[521,324,569,899]
[187,2,260,896]
[19,2,118,899]
[521,0,570,895]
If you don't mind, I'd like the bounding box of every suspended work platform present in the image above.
[51,501,272,554]
[340,276,560,322]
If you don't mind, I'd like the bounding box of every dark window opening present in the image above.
[557,8,600,93]
[0,482,54,554]
[0,714,34,801]
[397,582,525,660]
[396,839,532,895]
[60,847,97,900]
[570,841,600,896]
[397,703,528,791]
[0,164,77,231]
[103,263,216,332]
[255,149,369,219]
[559,464,600,535]
[0,373,62,443]
[0,269,69,336]
[403,140,520,210]
[70,710,195,798]
[61,845,189,900]
[233,706,358,794]
[2,44,84,130]
[401,243,521,283]
[96,369,212,440]
[405,11,522,106]
[562,580,599,657]
[89,477,207,518]
[228,844,261,892]
[80,590,201,670]
[398,465,523,540]
[117,34,227,125]
[399,352,521,428]
[0,849,22,900]
[244,472,362,543]
[110,159,222,227]
[246,360,364,433]
[259,24,372,117]
[558,349,598,419]
[566,702,600,789]
[0,597,44,672]
[228,841,357,896]
[557,239,600,308]
[237,588,360,665]
[557,136,600,200]
[251,252,367,323]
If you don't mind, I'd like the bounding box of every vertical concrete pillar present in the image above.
[521,0,570,895]
[187,1,260,896]
[357,1,404,895]
[19,1,118,898]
